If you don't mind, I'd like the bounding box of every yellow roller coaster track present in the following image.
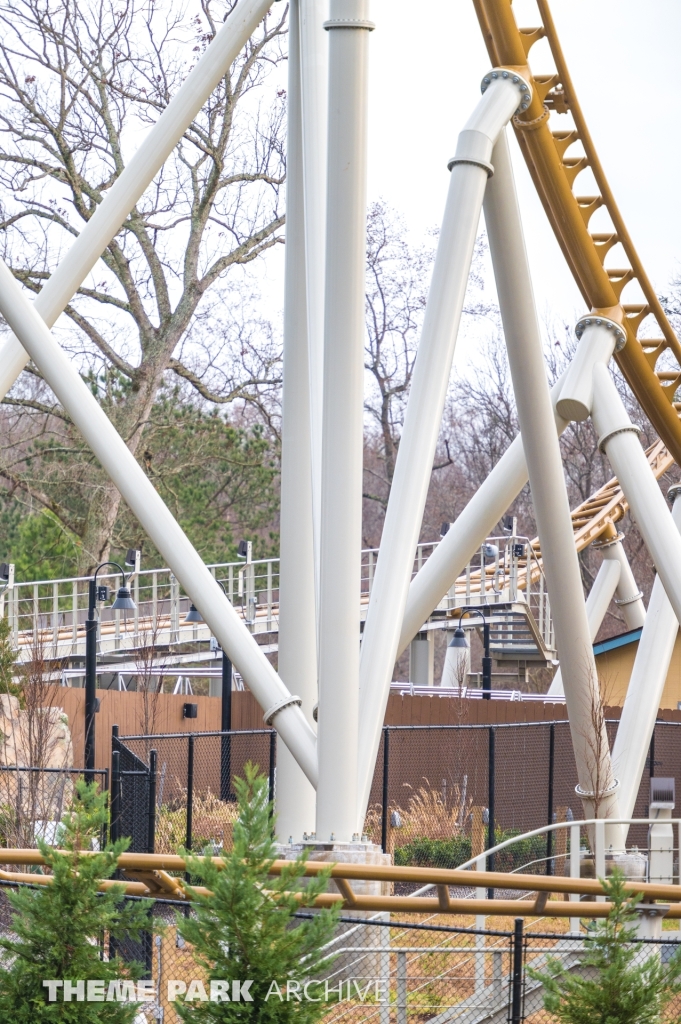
[454,438,673,597]
[472,0,681,464]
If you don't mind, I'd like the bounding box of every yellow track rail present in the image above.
[473,0,681,463]
[4,849,681,917]
[454,438,672,597]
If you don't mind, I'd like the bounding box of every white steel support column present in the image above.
[0,0,275,401]
[276,0,317,842]
[591,356,681,625]
[316,0,373,841]
[614,487,681,826]
[484,131,620,825]
[0,258,318,786]
[357,72,531,824]
[597,525,646,630]
[547,556,621,697]
[300,0,329,573]
[398,375,570,656]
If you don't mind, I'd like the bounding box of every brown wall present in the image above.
[57,688,264,771]
[384,692,569,725]
[54,675,681,776]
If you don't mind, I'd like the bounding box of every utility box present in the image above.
[649,777,675,885]
[409,631,434,687]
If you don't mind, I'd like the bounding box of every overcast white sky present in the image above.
[260,0,681,374]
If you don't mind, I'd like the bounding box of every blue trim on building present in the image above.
[593,628,643,657]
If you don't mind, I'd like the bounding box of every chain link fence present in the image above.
[114,729,276,854]
[0,765,108,849]
[364,720,681,874]
[1,879,679,1024]
[107,719,681,867]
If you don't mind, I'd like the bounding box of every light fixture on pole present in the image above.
[457,606,492,699]
[85,561,136,779]
[184,603,203,623]
[183,577,227,625]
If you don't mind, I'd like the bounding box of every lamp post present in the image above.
[184,580,233,799]
[85,562,136,780]
[457,607,492,699]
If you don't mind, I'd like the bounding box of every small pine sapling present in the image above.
[0,613,22,702]
[177,762,340,1023]
[529,868,681,1024]
[0,780,154,1022]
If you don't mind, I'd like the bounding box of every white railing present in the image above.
[0,556,281,662]
[436,533,554,653]
[1,536,555,662]
[412,816,681,930]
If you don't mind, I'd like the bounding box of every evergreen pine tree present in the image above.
[529,868,681,1024]
[0,780,153,1022]
[0,613,22,702]
[177,763,340,1023]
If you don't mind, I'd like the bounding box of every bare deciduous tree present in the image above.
[0,0,287,572]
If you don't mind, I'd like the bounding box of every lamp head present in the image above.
[184,603,203,623]
[449,627,468,648]
[111,585,136,611]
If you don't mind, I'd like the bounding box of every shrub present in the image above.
[529,868,681,1024]
[0,780,153,1022]
[176,763,340,1023]
[394,828,548,871]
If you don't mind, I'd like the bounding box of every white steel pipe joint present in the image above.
[593,529,645,630]
[556,315,627,422]
[448,70,531,178]
[324,0,374,31]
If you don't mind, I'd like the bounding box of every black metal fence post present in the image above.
[488,726,495,896]
[510,917,524,1024]
[482,613,492,699]
[186,736,194,853]
[268,730,276,815]
[649,726,656,780]
[84,578,98,781]
[101,766,110,848]
[110,750,121,845]
[220,653,233,801]
[546,723,555,876]
[381,727,390,853]
[147,749,157,854]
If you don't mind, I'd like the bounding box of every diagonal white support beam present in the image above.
[484,131,620,829]
[0,0,275,400]
[397,381,569,658]
[356,73,532,826]
[614,487,681,827]
[0,258,318,786]
[597,526,647,630]
[547,524,645,698]
[591,357,681,626]
[547,556,621,698]
[275,0,318,841]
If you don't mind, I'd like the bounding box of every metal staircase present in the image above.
[484,602,555,662]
